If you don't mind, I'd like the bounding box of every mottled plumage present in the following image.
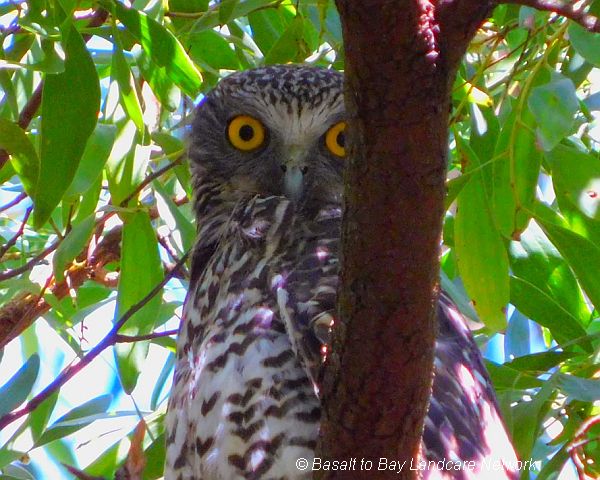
[165,65,518,480]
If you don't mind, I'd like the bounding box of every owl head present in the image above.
[188,65,346,214]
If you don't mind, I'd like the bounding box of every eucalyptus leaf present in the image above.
[111,1,202,97]
[35,394,113,447]
[0,354,40,419]
[0,119,39,198]
[115,210,164,393]
[34,24,100,228]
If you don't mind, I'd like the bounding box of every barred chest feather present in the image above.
[165,191,334,480]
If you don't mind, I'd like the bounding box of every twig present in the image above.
[115,329,178,343]
[501,0,600,32]
[0,240,59,283]
[0,252,189,431]
[567,414,600,480]
[0,192,27,214]
[0,207,32,259]
[119,157,183,207]
[0,85,43,170]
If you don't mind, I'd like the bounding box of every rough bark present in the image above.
[316,2,493,478]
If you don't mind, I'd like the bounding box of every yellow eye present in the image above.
[228,115,266,151]
[325,121,346,157]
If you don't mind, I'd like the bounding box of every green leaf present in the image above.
[568,23,600,67]
[115,210,163,393]
[52,214,96,281]
[510,276,591,351]
[506,351,573,373]
[189,30,241,71]
[509,220,590,327]
[0,119,40,198]
[218,0,239,24]
[508,382,554,464]
[35,394,112,447]
[1,463,36,479]
[34,24,100,228]
[0,354,40,418]
[189,0,275,32]
[111,35,144,133]
[492,104,542,237]
[152,132,190,195]
[534,203,600,312]
[28,392,59,443]
[154,181,195,253]
[137,51,180,112]
[150,353,175,410]
[84,441,122,478]
[111,1,202,97]
[0,450,26,470]
[554,373,600,402]
[264,14,305,65]
[546,144,600,221]
[105,122,146,206]
[444,173,471,210]
[143,432,166,479]
[528,76,578,151]
[65,124,116,199]
[249,8,289,54]
[454,137,509,330]
[0,160,16,185]
[485,361,544,390]
[469,104,500,164]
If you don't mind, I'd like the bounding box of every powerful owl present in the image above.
[164,65,519,479]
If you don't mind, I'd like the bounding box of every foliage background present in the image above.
[0,0,599,478]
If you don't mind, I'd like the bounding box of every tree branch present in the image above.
[0,240,60,283]
[119,156,183,207]
[317,1,494,478]
[0,207,32,259]
[0,213,189,349]
[115,329,178,343]
[0,252,188,431]
[0,192,27,214]
[501,0,600,32]
[567,414,600,479]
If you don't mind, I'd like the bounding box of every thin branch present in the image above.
[0,85,43,170]
[115,329,178,343]
[0,207,32,259]
[0,192,27,214]
[119,157,183,207]
[0,240,59,282]
[18,83,43,130]
[501,0,600,32]
[0,252,188,431]
[567,414,600,479]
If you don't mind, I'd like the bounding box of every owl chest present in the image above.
[170,244,319,478]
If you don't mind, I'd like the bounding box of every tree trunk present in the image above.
[316,2,493,478]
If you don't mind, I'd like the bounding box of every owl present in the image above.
[164,65,519,480]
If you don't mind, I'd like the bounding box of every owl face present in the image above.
[188,65,346,212]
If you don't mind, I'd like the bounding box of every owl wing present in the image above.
[423,292,519,478]
[271,207,341,388]
[275,211,519,478]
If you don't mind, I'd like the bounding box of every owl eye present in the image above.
[228,115,266,151]
[325,121,346,157]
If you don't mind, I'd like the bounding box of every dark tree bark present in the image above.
[316,2,494,478]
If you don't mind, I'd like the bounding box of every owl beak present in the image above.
[282,146,308,202]
[283,165,305,201]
